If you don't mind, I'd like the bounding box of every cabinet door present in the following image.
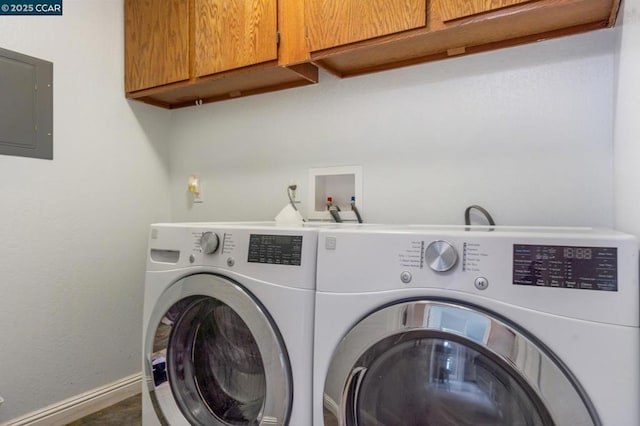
[195,0,278,77]
[435,0,534,22]
[125,0,190,93]
[305,0,426,52]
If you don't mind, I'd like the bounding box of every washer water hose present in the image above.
[351,196,363,223]
[326,197,343,223]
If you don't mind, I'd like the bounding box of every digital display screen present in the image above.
[513,244,617,291]
[248,234,303,266]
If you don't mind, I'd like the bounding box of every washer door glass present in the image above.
[146,274,291,426]
[169,296,266,424]
[324,301,599,426]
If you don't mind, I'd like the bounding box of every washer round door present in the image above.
[145,273,292,426]
[323,300,600,426]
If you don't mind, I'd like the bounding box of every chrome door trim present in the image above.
[144,273,292,426]
[324,299,600,426]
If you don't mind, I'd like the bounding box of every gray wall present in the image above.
[614,0,640,236]
[168,30,616,227]
[0,0,171,421]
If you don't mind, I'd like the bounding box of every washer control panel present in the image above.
[148,224,318,290]
[248,234,303,266]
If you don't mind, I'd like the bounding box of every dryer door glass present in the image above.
[146,274,292,426]
[352,335,548,425]
[324,301,598,426]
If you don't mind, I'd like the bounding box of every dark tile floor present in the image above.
[65,394,141,425]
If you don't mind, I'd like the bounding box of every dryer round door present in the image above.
[323,300,599,426]
[145,273,292,426]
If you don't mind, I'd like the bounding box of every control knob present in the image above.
[425,240,458,272]
[200,232,220,254]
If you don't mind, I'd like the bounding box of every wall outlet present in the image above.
[188,175,204,204]
[193,186,204,203]
[308,166,363,221]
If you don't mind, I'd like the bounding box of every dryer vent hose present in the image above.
[464,205,496,226]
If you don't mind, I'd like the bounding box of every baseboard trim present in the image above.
[2,372,142,426]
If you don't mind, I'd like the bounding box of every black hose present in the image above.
[351,202,363,223]
[464,205,496,226]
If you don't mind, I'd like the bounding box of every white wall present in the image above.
[0,0,170,421]
[169,30,616,227]
[614,0,640,237]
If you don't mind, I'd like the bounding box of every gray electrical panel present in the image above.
[0,47,53,160]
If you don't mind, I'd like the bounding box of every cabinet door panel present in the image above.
[125,0,190,92]
[195,0,278,77]
[436,0,534,22]
[305,0,426,52]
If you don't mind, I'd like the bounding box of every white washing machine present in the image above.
[142,222,317,426]
[314,226,639,426]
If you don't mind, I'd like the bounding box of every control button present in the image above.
[189,254,195,264]
[400,271,412,284]
[425,240,458,272]
[227,257,235,267]
[474,277,489,290]
[200,232,220,254]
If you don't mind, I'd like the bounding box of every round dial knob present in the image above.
[425,240,458,272]
[200,232,220,254]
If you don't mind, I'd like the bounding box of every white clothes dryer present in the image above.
[314,226,639,426]
[142,223,317,426]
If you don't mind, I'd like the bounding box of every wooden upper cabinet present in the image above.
[434,0,535,22]
[124,0,318,109]
[194,0,278,76]
[303,0,620,78]
[304,0,427,52]
[125,0,190,93]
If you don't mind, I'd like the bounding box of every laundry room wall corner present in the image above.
[613,0,640,238]
[0,1,171,422]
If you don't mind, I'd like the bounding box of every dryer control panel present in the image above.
[513,244,617,291]
[316,226,639,326]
